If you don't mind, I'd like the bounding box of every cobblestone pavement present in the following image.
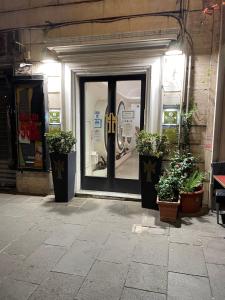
[0,193,224,300]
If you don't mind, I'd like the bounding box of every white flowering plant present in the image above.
[45,130,76,154]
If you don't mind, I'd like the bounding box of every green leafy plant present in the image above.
[181,171,205,193]
[169,151,197,177]
[181,104,197,151]
[45,130,76,154]
[156,172,182,202]
[156,151,202,201]
[136,130,169,158]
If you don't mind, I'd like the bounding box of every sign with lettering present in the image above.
[49,110,61,125]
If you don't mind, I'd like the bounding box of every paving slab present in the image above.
[202,237,225,265]
[0,216,35,243]
[169,243,207,276]
[44,223,84,248]
[168,272,212,300]
[76,279,123,300]
[0,278,38,300]
[0,194,224,299]
[77,222,110,245]
[133,235,169,266]
[120,287,166,300]
[53,240,101,276]
[0,252,21,283]
[5,227,50,259]
[169,228,204,245]
[125,262,167,294]
[77,260,128,299]
[77,260,128,300]
[32,271,84,298]
[180,215,225,238]
[86,260,128,284]
[98,231,137,263]
[29,291,74,300]
[0,240,10,252]
[207,263,225,300]
[12,244,65,284]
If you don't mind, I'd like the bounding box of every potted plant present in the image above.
[136,130,168,209]
[180,171,205,213]
[169,151,205,213]
[156,172,181,222]
[46,130,76,202]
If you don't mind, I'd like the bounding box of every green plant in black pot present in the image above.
[136,131,168,158]
[136,130,169,210]
[45,130,76,154]
[46,130,76,202]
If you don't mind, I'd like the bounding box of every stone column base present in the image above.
[16,171,53,195]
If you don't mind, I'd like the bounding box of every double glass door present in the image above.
[80,75,146,194]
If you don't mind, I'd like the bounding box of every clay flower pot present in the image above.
[180,187,204,214]
[157,197,180,222]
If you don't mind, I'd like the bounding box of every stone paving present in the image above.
[0,193,225,300]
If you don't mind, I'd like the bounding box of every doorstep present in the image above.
[76,190,141,202]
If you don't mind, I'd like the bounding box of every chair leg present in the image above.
[216,202,220,224]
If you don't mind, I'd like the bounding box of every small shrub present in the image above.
[136,130,169,158]
[181,171,205,193]
[156,172,182,202]
[45,130,76,154]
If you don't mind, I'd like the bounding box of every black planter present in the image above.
[140,155,162,210]
[50,152,76,202]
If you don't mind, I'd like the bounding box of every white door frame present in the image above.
[62,60,162,192]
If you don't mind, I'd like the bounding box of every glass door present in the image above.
[80,75,146,194]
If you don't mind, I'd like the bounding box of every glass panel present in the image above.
[161,54,184,152]
[115,80,141,180]
[84,82,108,177]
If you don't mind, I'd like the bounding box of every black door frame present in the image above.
[80,74,146,194]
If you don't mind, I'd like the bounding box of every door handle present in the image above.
[105,113,117,134]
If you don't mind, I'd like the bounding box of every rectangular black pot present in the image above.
[50,152,76,202]
[140,155,162,210]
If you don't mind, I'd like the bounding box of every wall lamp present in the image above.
[165,40,183,56]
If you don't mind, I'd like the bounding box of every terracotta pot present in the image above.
[180,188,204,213]
[157,197,180,222]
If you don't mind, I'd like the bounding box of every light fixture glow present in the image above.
[19,62,32,67]
[41,48,58,63]
[165,49,183,56]
[165,40,183,56]
[41,59,57,64]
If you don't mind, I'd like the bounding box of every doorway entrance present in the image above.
[0,68,16,189]
[80,74,146,194]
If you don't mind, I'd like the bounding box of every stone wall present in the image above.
[185,5,221,204]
